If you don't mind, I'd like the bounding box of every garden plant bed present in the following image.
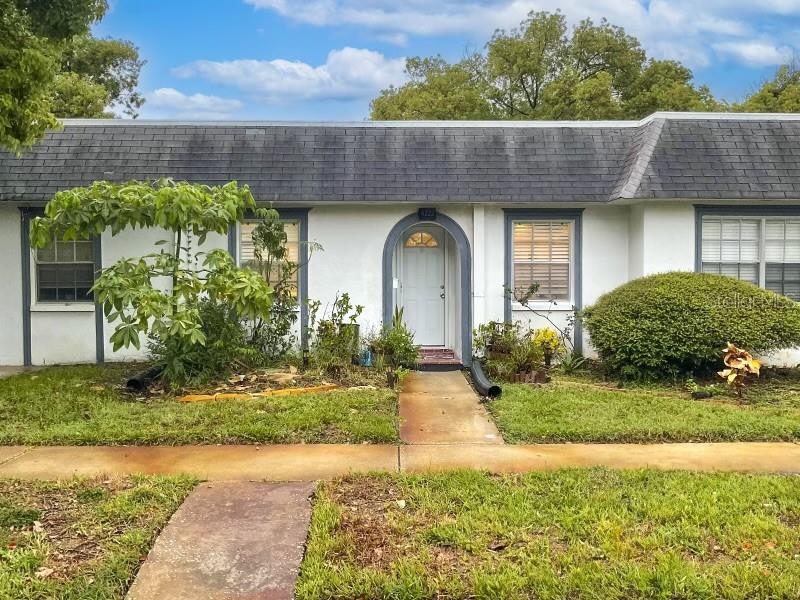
[487,372,800,443]
[297,469,800,600]
[144,362,392,400]
[0,364,400,445]
[0,475,196,599]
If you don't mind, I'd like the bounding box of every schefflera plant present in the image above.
[29,179,274,383]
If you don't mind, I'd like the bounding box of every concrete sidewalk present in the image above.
[1,442,799,480]
[400,371,503,444]
[127,482,313,600]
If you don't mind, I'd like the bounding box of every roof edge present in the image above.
[58,111,800,129]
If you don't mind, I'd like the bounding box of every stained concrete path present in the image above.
[2,442,799,479]
[401,442,800,474]
[399,371,503,444]
[0,444,397,480]
[127,481,313,600]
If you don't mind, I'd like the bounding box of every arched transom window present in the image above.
[405,231,439,248]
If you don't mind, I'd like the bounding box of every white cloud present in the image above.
[147,87,243,118]
[713,41,794,66]
[375,32,409,46]
[173,47,407,102]
[243,0,799,70]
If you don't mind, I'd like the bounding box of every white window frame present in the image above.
[31,237,96,309]
[700,214,800,299]
[510,218,576,308]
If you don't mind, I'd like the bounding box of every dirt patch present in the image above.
[135,365,390,401]
[324,478,520,578]
[0,478,134,580]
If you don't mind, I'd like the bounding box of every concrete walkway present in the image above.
[399,371,503,444]
[127,481,314,600]
[1,442,799,479]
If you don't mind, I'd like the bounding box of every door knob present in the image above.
[440,292,445,299]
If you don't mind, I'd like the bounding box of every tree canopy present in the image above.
[0,0,144,153]
[737,65,800,113]
[371,10,747,121]
[54,35,145,118]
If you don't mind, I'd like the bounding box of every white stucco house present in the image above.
[1,112,799,367]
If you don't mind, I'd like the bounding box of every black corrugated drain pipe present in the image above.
[125,365,164,393]
[470,359,502,399]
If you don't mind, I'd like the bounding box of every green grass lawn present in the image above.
[488,375,800,443]
[0,364,399,445]
[0,475,196,599]
[298,469,800,600]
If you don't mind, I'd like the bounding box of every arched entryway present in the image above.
[382,212,472,365]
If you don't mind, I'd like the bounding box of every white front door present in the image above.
[401,227,445,346]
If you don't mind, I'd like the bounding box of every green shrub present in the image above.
[149,298,267,386]
[368,307,420,369]
[473,321,544,382]
[582,272,800,380]
[307,293,364,376]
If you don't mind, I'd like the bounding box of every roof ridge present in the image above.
[612,118,666,201]
[58,111,800,129]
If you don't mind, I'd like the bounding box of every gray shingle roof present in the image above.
[631,118,800,200]
[1,113,799,204]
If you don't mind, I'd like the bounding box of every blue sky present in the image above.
[94,0,800,120]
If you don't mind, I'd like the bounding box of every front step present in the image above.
[416,347,463,372]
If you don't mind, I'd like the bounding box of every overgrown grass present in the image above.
[298,469,800,600]
[488,376,800,443]
[0,365,399,445]
[0,475,196,599]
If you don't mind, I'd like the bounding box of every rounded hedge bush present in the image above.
[582,272,800,379]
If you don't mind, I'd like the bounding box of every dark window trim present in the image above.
[229,208,311,349]
[19,208,103,365]
[35,239,96,304]
[19,209,32,366]
[503,208,583,354]
[694,205,800,273]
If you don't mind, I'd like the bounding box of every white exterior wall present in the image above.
[630,203,696,276]
[0,207,24,365]
[581,206,630,354]
[482,206,507,323]
[30,312,96,365]
[4,200,797,367]
[307,205,473,337]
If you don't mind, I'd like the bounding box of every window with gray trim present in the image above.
[701,216,800,300]
[35,238,95,302]
[239,220,300,296]
[511,220,572,301]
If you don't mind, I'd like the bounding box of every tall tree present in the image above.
[0,0,145,152]
[371,56,496,120]
[737,64,800,113]
[371,11,722,121]
[0,0,107,152]
[55,35,145,117]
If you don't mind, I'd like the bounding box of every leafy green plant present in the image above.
[558,351,587,374]
[148,298,266,386]
[307,293,364,376]
[245,212,322,362]
[30,179,273,384]
[507,282,578,353]
[583,272,800,380]
[473,321,544,382]
[368,307,420,370]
